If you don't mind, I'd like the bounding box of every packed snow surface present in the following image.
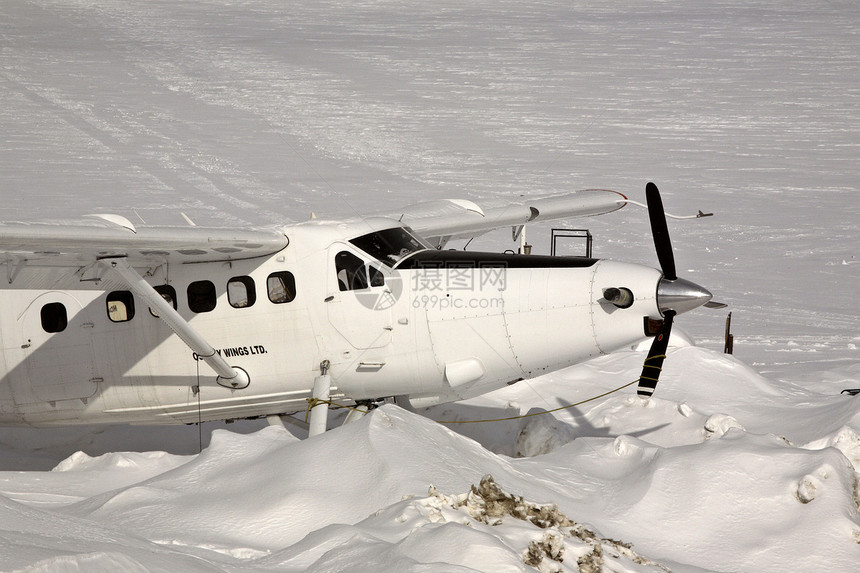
[0,0,858,571]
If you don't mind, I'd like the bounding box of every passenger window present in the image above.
[267,271,296,304]
[149,285,177,317]
[107,291,135,322]
[335,251,369,291]
[41,302,68,333]
[228,276,256,308]
[188,280,216,313]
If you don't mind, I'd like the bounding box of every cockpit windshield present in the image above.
[349,227,429,267]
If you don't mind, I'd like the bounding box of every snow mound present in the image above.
[63,409,520,551]
[614,431,860,571]
[703,413,745,439]
[18,552,151,573]
[260,475,670,573]
[53,450,186,473]
[631,328,696,351]
[0,493,224,572]
[803,426,860,471]
[516,414,579,457]
[3,404,860,572]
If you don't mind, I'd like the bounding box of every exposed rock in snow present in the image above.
[429,475,670,573]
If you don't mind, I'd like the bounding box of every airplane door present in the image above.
[19,292,98,402]
[326,245,394,349]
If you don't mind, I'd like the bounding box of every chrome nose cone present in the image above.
[657,276,713,316]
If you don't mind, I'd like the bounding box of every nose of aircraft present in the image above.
[657,276,713,316]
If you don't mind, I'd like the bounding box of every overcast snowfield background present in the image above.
[0,1,858,571]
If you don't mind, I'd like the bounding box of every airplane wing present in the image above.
[0,189,623,285]
[386,189,627,248]
[0,215,288,288]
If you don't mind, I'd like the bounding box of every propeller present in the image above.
[637,310,675,397]
[646,181,677,281]
[637,182,721,397]
[637,182,678,397]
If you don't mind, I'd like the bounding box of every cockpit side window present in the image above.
[349,227,427,267]
[336,251,369,291]
[369,265,384,287]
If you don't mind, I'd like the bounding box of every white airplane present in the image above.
[0,183,721,435]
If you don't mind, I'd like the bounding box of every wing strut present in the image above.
[98,257,250,389]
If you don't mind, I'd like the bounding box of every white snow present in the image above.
[1,0,859,571]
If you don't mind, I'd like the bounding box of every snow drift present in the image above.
[2,347,860,572]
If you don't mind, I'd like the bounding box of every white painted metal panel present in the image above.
[19,291,98,403]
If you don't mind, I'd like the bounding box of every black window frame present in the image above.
[41,302,68,333]
[107,291,136,323]
[149,284,178,318]
[227,276,256,308]
[267,271,296,304]
[187,280,217,313]
[335,251,369,291]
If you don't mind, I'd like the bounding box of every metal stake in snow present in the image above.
[308,360,332,437]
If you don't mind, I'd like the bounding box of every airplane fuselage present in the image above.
[0,218,665,426]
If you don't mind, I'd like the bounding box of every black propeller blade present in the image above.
[646,181,677,281]
[637,310,675,397]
